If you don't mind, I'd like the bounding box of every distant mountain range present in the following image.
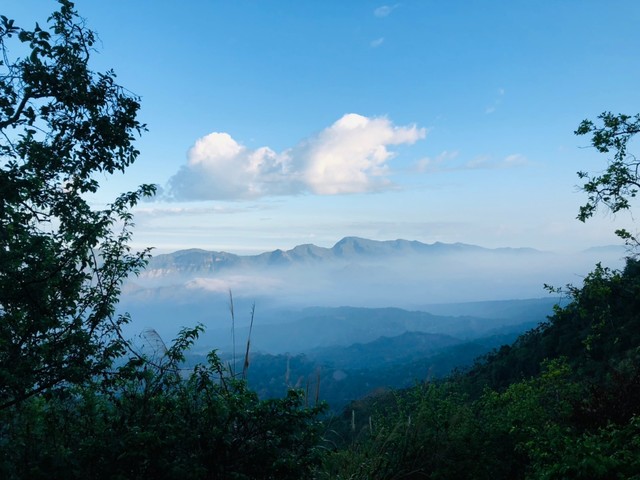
[119,236,626,344]
[141,236,545,278]
[208,302,555,354]
[192,307,552,410]
[116,238,627,411]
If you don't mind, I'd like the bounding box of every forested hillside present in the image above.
[323,258,640,478]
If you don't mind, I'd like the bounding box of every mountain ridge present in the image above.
[122,237,627,337]
[142,236,546,277]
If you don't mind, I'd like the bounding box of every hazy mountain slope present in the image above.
[420,297,560,321]
[220,327,535,411]
[306,331,463,369]
[118,237,625,344]
[141,237,549,279]
[197,303,550,357]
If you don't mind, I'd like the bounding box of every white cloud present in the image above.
[465,153,529,170]
[485,87,505,114]
[503,153,527,167]
[374,4,399,17]
[168,133,289,200]
[166,114,426,200]
[293,114,425,194]
[414,151,459,173]
[413,151,528,173]
[370,37,385,48]
[133,205,258,217]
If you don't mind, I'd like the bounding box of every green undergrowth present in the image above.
[0,326,326,480]
[319,257,640,479]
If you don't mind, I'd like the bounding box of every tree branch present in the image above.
[0,90,33,130]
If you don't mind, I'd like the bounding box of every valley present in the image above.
[118,236,619,410]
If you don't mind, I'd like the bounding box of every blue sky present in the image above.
[7,1,640,253]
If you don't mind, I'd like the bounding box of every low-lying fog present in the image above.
[118,238,628,349]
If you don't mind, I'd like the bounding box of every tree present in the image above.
[0,6,329,478]
[0,327,327,480]
[575,112,640,249]
[0,0,155,410]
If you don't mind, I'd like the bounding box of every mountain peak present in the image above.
[332,237,380,256]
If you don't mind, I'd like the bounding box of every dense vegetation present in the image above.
[1,326,325,479]
[2,2,640,479]
[323,258,640,479]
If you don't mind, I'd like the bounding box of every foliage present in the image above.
[0,0,156,411]
[463,258,640,396]
[575,112,640,247]
[0,326,327,480]
[528,416,640,480]
[323,256,640,479]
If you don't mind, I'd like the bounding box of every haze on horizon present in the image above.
[6,1,640,255]
[117,237,628,344]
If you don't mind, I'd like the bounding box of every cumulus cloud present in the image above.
[166,114,426,201]
[168,133,290,200]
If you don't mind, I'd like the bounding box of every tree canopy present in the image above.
[0,0,155,410]
[575,112,640,249]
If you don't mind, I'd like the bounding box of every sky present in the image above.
[6,1,640,254]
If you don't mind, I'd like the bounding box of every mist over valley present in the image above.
[122,236,625,322]
[115,236,628,407]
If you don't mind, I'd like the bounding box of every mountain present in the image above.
[206,322,542,411]
[230,307,475,353]
[168,301,552,361]
[118,236,626,343]
[306,331,463,369]
[419,297,561,321]
[140,237,546,279]
[182,327,536,411]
